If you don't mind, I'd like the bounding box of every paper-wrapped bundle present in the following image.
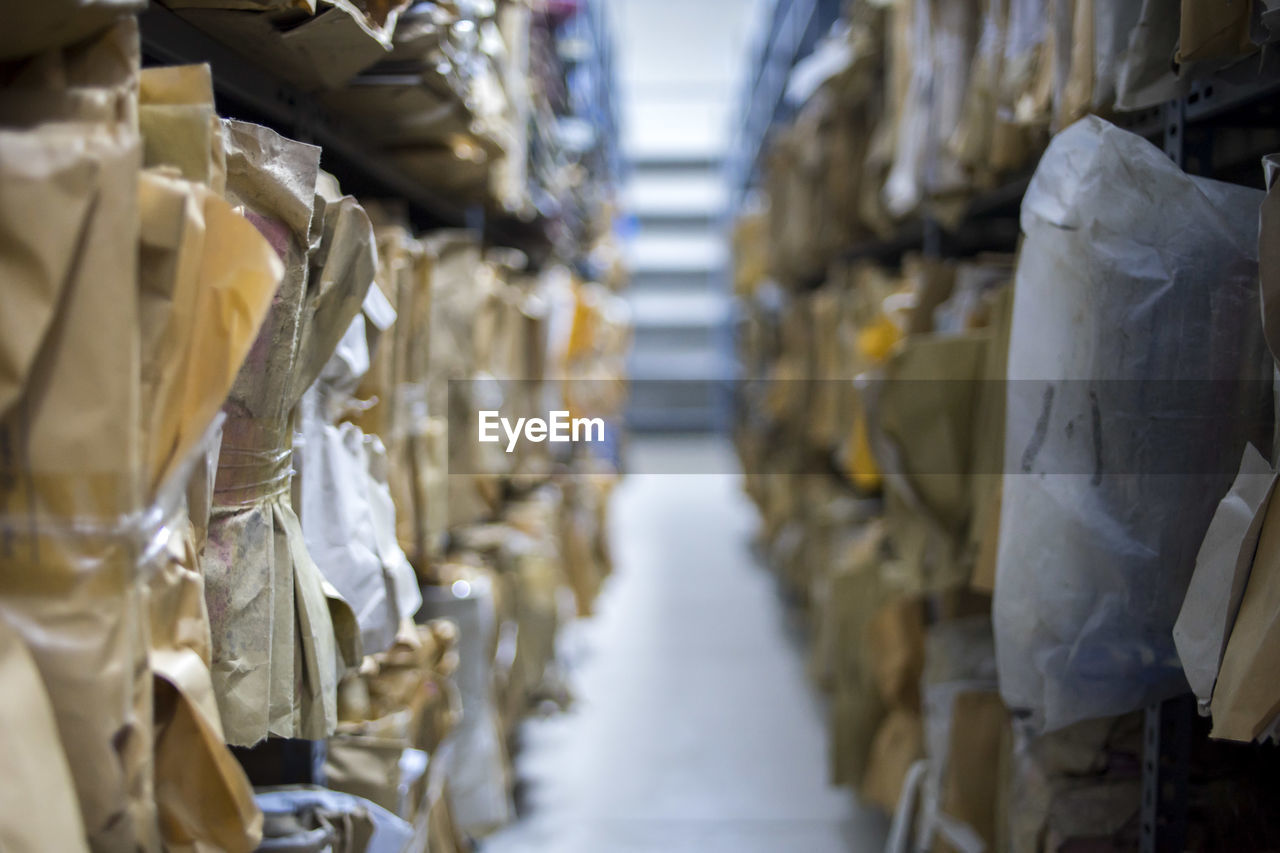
[430,237,503,532]
[299,288,423,658]
[135,63,294,850]
[204,122,367,744]
[0,22,159,851]
[994,117,1272,732]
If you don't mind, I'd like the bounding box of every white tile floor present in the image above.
[481,436,888,853]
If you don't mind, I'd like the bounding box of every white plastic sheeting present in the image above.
[994,116,1271,731]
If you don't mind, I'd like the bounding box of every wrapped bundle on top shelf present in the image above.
[205,120,373,745]
[161,0,410,90]
[764,6,885,286]
[326,0,526,207]
[994,116,1272,733]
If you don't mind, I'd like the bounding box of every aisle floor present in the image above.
[482,436,888,853]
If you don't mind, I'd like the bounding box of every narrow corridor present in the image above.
[483,436,888,852]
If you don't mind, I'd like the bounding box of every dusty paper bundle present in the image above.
[0,21,161,851]
[1172,445,1275,720]
[994,116,1272,732]
[1000,714,1142,852]
[950,0,1037,183]
[299,287,423,658]
[137,81,287,845]
[138,63,226,191]
[205,122,365,745]
[449,517,563,735]
[825,522,890,787]
[431,238,504,531]
[999,0,1053,126]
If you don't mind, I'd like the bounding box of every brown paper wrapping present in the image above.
[0,21,158,851]
[936,690,1008,852]
[204,119,367,744]
[1177,0,1257,63]
[137,160,284,849]
[0,618,90,852]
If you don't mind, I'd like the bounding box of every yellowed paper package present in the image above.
[1178,0,1257,63]
[137,162,284,850]
[0,21,159,851]
[1210,487,1280,741]
[0,618,90,852]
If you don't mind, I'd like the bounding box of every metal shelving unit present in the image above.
[726,0,844,212]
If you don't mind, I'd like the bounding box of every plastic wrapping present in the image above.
[994,117,1272,731]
